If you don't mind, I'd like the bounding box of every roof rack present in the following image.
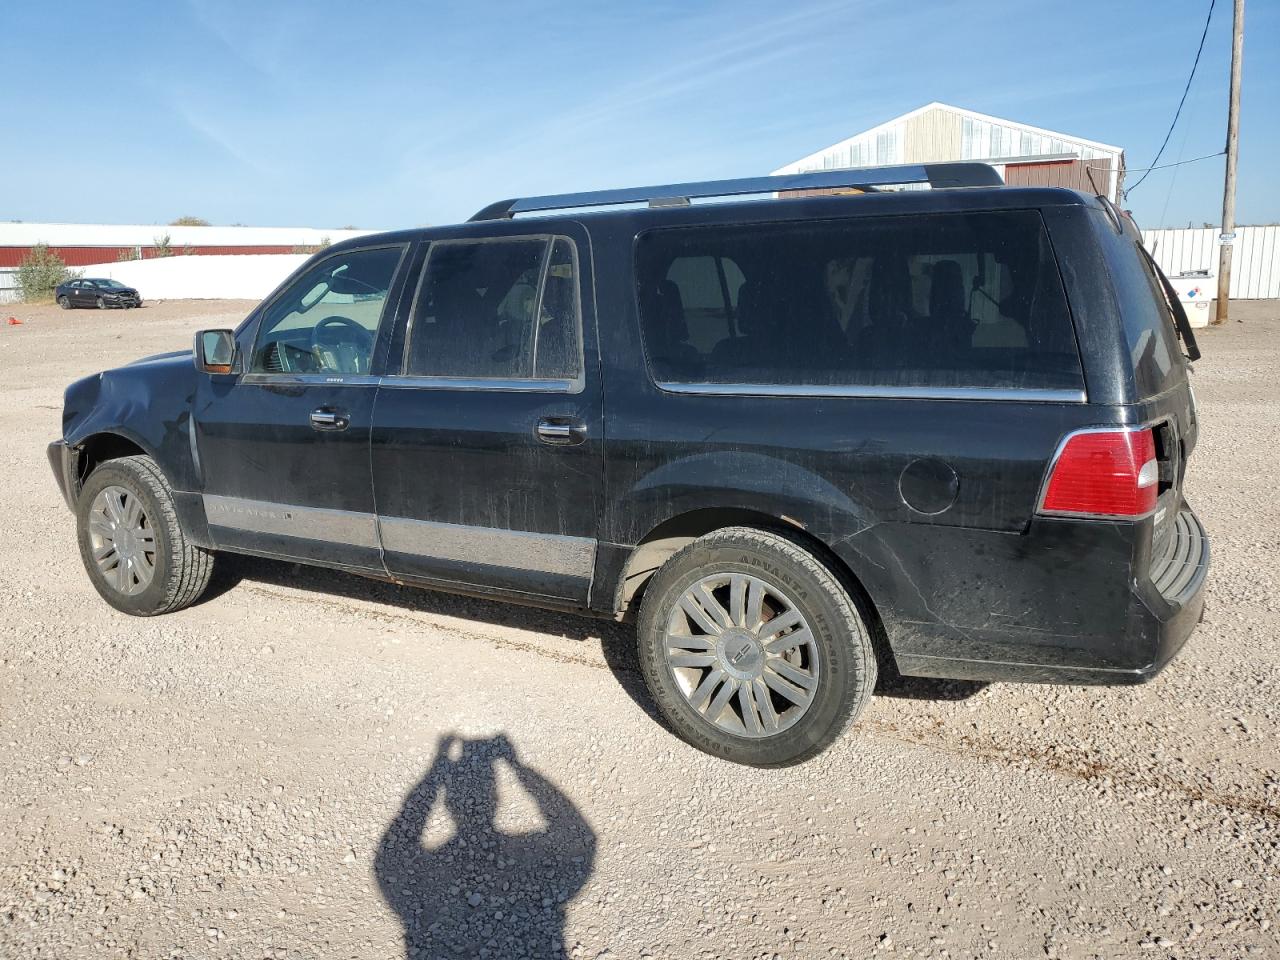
[469,162,1001,221]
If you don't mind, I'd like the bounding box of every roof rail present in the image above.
[468,162,1001,221]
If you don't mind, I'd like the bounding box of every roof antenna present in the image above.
[1084,163,1102,197]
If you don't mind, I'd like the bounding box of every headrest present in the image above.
[929,259,966,317]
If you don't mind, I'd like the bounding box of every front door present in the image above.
[371,227,603,601]
[193,243,411,570]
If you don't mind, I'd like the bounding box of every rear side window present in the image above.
[405,236,582,382]
[635,211,1084,393]
[1106,238,1182,397]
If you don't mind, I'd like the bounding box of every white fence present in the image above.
[73,254,310,301]
[0,269,18,304]
[1143,225,1280,300]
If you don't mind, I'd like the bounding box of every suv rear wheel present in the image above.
[637,527,876,767]
[76,455,215,616]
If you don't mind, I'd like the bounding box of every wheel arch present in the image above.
[68,430,214,549]
[611,506,896,674]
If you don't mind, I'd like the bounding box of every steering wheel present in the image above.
[311,315,373,372]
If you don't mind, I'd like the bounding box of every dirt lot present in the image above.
[1,299,1277,959]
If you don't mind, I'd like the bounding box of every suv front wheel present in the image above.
[637,527,876,767]
[75,455,215,616]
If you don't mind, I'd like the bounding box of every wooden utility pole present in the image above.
[1214,0,1245,324]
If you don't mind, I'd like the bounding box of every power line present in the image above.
[1092,150,1225,176]
[1127,0,1217,196]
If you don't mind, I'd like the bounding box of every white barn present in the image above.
[773,102,1126,202]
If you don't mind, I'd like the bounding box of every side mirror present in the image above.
[194,329,238,375]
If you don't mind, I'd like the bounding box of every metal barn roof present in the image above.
[773,102,1124,175]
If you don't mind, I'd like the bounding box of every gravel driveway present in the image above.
[1,299,1277,959]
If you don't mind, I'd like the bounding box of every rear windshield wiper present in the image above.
[1142,248,1202,362]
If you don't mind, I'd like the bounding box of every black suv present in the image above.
[56,278,142,309]
[48,163,1208,766]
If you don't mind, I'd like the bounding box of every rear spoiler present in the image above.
[1143,249,1202,362]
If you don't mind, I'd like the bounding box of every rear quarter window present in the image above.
[1104,233,1183,398]
[635,210,1084,393]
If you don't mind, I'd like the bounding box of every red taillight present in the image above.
[1039,428,1158,519]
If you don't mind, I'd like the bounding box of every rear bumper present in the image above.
[47,440,79,510]
[878,507,1210,686]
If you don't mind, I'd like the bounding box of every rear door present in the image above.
[370,224,603,601]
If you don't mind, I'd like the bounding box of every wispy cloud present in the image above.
[167,96,270,175]
[397,0,883,217]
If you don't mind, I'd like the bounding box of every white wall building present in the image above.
[773,102,1126,202]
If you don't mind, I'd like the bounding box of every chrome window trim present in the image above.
[237,372,579,393]
[240,373,382,387]
[379,374,579,394]
[654,382,1087,403]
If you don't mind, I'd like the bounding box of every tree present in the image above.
[292,236,331,254]
[17,243,75,302]
[153,233,174,258]
[169,216,210,226]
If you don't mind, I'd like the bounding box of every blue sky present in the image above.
[5,0,1276,230]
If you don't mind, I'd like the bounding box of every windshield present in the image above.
[92,279,126,289]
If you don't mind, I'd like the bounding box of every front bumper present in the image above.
[47,440,79,510]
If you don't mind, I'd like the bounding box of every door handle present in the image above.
[536,417,587,446]
[310,408,350,432]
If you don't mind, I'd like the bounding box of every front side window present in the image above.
[636,211,1084,392]
[250,246,404,375]
[404,236,583,382]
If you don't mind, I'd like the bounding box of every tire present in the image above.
[57,296,71,310]
[75,455,215,616]
[95,296,106,309]
[636,526,876,767]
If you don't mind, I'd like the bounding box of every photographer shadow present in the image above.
[376,734,595,959]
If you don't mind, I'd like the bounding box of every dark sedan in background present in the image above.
[56,278,142,309]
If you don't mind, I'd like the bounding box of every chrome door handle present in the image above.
[536,418,587,445]
[310,408,349,431]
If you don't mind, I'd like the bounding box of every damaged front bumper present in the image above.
[47,439,80,511]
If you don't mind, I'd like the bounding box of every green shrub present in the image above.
[153,233,174,258]
[292,236,331,255]
[17,243,75,302]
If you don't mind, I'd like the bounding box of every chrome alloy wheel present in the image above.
[664,573,820,738]
[87,485,156,596]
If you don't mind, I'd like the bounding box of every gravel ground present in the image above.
[0,299,1277,960]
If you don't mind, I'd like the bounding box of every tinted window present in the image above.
[251,246,403,375]
[1109,238,1182,397]
[405,236,582,381]
[533,238,583,379]
[636,211,1083,392]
